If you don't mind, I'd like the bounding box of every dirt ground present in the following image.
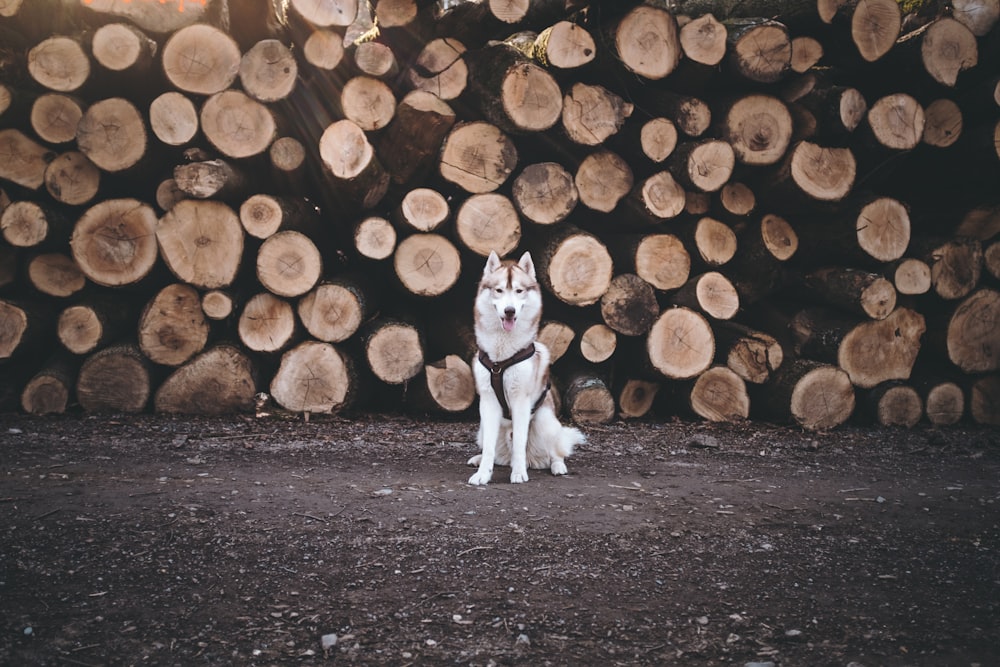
[1,411,998,667]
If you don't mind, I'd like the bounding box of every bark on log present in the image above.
[256,230,322,298]
[269,340,357,414]
[174,158,248,201]
[377,90,456,186]
[757,359,855,431]
[800,267,898,320]
[688,365,750,422]
[155,344,257,414]
[20,354,76,415]
[507,21,596,69]
[71,198,159,288]
[714,320,784,384]
[454,193,521,257]
[157,199,244,290]
[969,375,1000,426]
[646,306,715,380]
[562,370,616,424]
[599,273,659,337]
[466,43,563,134]
[76,342,153,413]
[511,162,578,225]
[238,291,297,353]
[320,119,390,209]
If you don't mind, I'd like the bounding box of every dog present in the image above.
[468,251,584,485]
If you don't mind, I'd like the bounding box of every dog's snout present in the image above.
[504,307,515,318]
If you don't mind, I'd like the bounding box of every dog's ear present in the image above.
[484,250,502,275]
[518,251,536,279]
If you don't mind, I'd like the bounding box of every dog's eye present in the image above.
[515,288,524,294]
[495,288,503,294]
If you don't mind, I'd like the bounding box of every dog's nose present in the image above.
[504,307,515,318]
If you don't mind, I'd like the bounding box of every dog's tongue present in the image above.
[502,317,516,332]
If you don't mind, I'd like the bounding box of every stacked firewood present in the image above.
[1,0,998,430]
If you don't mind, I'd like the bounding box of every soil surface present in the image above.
[1,412,998,666]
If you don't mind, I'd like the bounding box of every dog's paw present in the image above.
[466,454,482,467]
[510,469,529,484]
[550,460,568,476]
[468,470,492,485]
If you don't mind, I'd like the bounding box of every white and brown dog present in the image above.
[468,251,584,485]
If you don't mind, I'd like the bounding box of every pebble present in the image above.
[745,662,775,667]
[320,633,337,650]
[515,633,530,647]
[372,488,393,496]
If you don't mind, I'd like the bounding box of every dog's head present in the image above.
[477,251,541,334]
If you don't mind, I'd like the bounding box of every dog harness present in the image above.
[478,343,550,420]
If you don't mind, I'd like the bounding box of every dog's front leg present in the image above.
[508,398,531,484]
[469,399,501,485]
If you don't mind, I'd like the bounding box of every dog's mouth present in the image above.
[501,314,516,332]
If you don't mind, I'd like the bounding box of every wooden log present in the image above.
[561,82,633,146]
[155,343,257,414]
[671,271,740,321]
[630,171,686,222]
[985,240,1000,282]
[20,353,77,415]
[377,90,456,186]
[800,267,898,320]
[138,283,210,367]
[239,38,298,102]
[239,194,320,240]
[319,119,390,209]
[162,24,241,95]
[685,216,738,268]
[916,377,965,426]
[30,93,84,144]
[611,233,691,293]
[361,317,424,385]
[407,37,467,101]
[269,136,307,182]
[646,306,715,380]
[81,0,214,33]
[173,158,249,201]
[511,162,577,225]
[611,4,682,80]
[790,35,823,73]
[538,320,575,363]
[863,93,926,153]
[578,323,617,364]
[71,198,159,288]
[57,294,134,355]
[900,16,979,88]
[149,91,199,147]
[679,12,727,66]
[718,94,793,167]
[393,232,462,297]
[256,230,322,298]
[27,252,86,298]
[969,375,1000,426]
[922,98,963,148]
[834,0,901,62]
[353,215,397,261]
[454,193,521,258]
[764,141,856,207]
[862,381,922,427]
[799,195,911,265]
[635,117,678,164]
[725,18,791,84]
[616,378,660,419]
[155,178,187,212]
[1,200,71,248]
[717,182,756,219]
[157,199,244,290]
[302,28,345,70]
[396,187,450,232]
[687,365,750,422]
[787,80,868,143]
[44,151,100,206]
[298,276,373,344]
[574,149,634,213]
[289,0,358,27]
[534,225,614,307]
[756,359,855,431]
[408,354,476,414]
[599,273,659,337]
[951,0,999,36]
[714,320,784,385]
[0,298,53,362]
[352,41,400,79]
[667,139,735,193]
[438,121,517,194]
[0,129,54,190]
[91,22,156,74]
[75,97,147,172]
[238,291,297,353]
[886,258,932,296]
[200,89,278,159]
[919,237,983,301]
[944,288,1000,374]
[27,35,90,92]
[506,21,596,70]
[201,290,235,321]
[76,342,153,413]
[562,369,616,424]
[340,75,397,131]
[635,91,711,139]
[466,43,563,134]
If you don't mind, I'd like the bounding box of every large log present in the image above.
[466,43,563,134]
[534,225,614,307]
[944,288,1000,374]
[200,89,278,159]
[28,35,90,92]
[298,276,373,344]
[162,23,241,95]
[76,343,153,413]
[71,198,159,288]
[611,4,682,80]
[646,306,715,381]
[511,162,578,226]
[687,365,750,422]
[756,359,856,431]
[454,193,521,258]
[562,369,616,424]
[361,317,425,385]
[157,199,244,290]
[599,273,659,337]
[269,340,357,414]
[393,233,462,298]
[155,344,257,414]
[438,121,517,194]
[238,291,297,353]
[75,97,147,173]
[256,230,323,298]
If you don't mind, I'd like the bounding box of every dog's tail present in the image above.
[558,425,585,459]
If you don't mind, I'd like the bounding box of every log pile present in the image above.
[1,0,998,430]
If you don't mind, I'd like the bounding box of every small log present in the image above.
[725,18,791,84]
[714,320,784,385]
[409,354,476,414]
[508,21,596,69]
[862,381,923,427]
[238,291,297,353]
[340,75,396,131]
[377,89,456,186]
[839,0,901,62]
[44,151,100,206]
[353,215,397,261]
[616,378,660,419]
[30,93,84,144]
[320,119,390,209]
[302,29,345,70]
[454,193,521,258]
[886,258,931,296]
[155,344,257,414]
[562,370,616,424]
[239,38,297,102]
[200,89,277,159]
[922,98,963,148]
[352,41,399,79]
[256,230,322,298]
[630,171,686,221]
[91,22,156,73]
[724,213,797,305]
[0,129,54,190]
[916,378,965,426]
[538,320,575,363]
[76,342,153,413]
[611,4,682,80]
[945,288,1000,374]
[599,273,659,337]
[240,194,320,240]
[636,117,678,163]
[574,150,634,213]
[646,306,715,380]
[578,323,617,364]
[438,121,517,194]
[20,353,77,415]
[1,200,71,248]
[138,283,210,367]
[800,267,898,320]
[790,35,823,73]
[535,225,614,307]
[407,37,467,101]
[668,139,735,193]
[57,294,134,355]
[756,359,855,431]
[687,365,750,422]
[396,187,450,232]
[789,81,868,142]
[686,216,738,267]
[155,178,187,212]
[269,136,306,181]
[671,271,740,321]
[393,232,462,297]
[611,233,691,292]
[27,35,90,92]
[149,91,199,147]
[635,90,711,139]
[679,12,727,66]
[561,82,633,146]
[511,162,578,226]
[717,182,756,219]
[71,198,159,288]
[361,317,424,385]
[27,252,86,298]
[298,276,373,343]
[969,375,1000,426]
[162,24,241,95]
[201,290,235,321]
[919,237,983,301]
[157,199,244,290]
[718,94,793,167]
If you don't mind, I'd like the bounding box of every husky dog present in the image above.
[468,251,584,485]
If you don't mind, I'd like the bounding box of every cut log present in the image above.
[155,178,187,212]
[44,151,100,206]
[173,158,248,201]
[562,370,616,424]
[467,43,563,134]
[714,320,784,385]
[289,0,358,27]
[27,35,90,92]
[599,274,659,337]
[237,291,297,353]
[578,323,617,364]
[91,21,156,74]
[637,117,678,163]
[688,365,750,422]
[76,343,153,413]
[298,276,372,343]
[138,283,210,367]
[636,91,711,139]
[945,288,1000,374]
[239,194,319,240]
[842,0,901,62]
[717,182,756,218]
[920,237,983,300]
[767,141,856,205]
[256,230,322,298]
[908,16,979,87]
[886,258,931,296]
[864,93,926,152]
[535,225,613,307]
[409,354,476,414]
[71,198,159,287]
[155,344,257,414]
[352,41,399,79]
[340,75,396,131]
[539,320,575,363]
[319,119,390,209]
[0,129,54,190]
[27,252,85,298]
[200,89,278,159]
[917,378,965,426]
[789,81,868,142]
[303,28,345,70]
[951,0,1000,36]
[687,216,738,267]
[20,354,76,415]
[679,12,727,66]
[612,4,682,80]
[922,98,963,148]
[269,136,306,179]
[646,306,715,380]
[269,340,357,414]
[362,317,424,385]
[407,37,467,101]
[801,267,897,320]
[1,200,70,248]
[75,97,147,172]
[616,378,660,419]
[162,24,241,95]
[353,215,397,261]
[201,290,234,321]
[454,193,521,258]
[149,91,199,146]
[725,18,791,83]
[511,162,578,225]
[574,150,634,213]
[57,295,134,355]
[631,171,686,221]
[157,199,244,290]
[30,93,84,144]
[719,94,793,167]
[396,188,450,232]
[802,195,911,265]
[81,0,212,33]
[724,213,797,305]
[757,359,855,431]
[561,82,632,146]
[791,35,823,73]
[239,38,297,102]
[0,298,52,362]
[862,381,922,427]
[969,375,1000,426]
[508,21,596,69]
[668,139,735,193]
[393,232,462,297]
[612,233,690,292]
[671,272,740,321]
[438,121,517,194]
[377,90,456,186]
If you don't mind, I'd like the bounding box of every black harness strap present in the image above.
[478,343,550,420]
